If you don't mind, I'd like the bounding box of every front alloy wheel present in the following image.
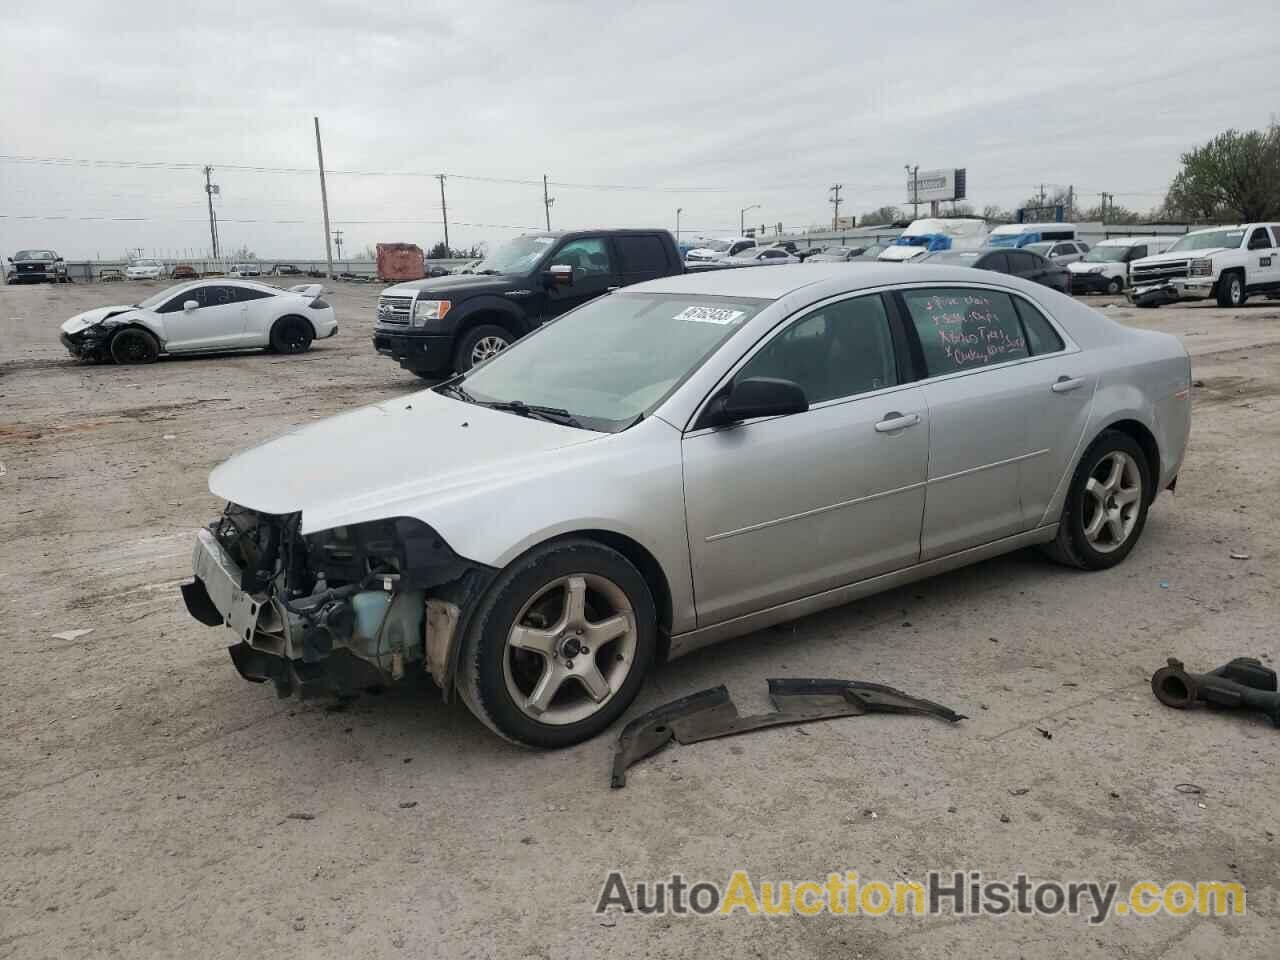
[457,539,656,747]
[503,574,637,725]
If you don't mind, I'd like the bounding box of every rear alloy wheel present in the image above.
[1216,271,1247,308]
[270,316,315,354]
[454,324,512,372]
[458,539,656,747]
[1105,276,1123,295]
[1042,430,1151,570]
[109,327,160,364]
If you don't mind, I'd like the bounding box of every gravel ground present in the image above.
[1,278,1278,959]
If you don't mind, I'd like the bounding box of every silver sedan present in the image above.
[184,263,1191,746]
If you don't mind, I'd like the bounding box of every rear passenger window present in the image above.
[615,236,670,275]
[234,287,276,302]
[902,288,1029,375]
[1012,298,1065,355]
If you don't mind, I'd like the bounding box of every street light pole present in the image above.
[740,204,760,236]
[905,164,919,219]
[676,207,682,245]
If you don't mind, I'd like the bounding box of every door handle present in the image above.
[1052,376,1084,393]
[874,412,920,433]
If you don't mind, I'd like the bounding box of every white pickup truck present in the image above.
[1128,223,1280,307]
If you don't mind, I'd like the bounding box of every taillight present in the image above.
[309,298,330,309]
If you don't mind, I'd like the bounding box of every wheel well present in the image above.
[568,529,674,660]
[459,310,523,342]
[1101,419,1159,498]
[273,313,316,337]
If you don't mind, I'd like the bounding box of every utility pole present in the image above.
[1039,183,1047,206]
[437,174,450,253]
[675,207,682,244]
[332,228,344,260]
[203,166,220,259]
[1066,185,1074,221]
[829,183,843,229]
[1098,192,1112,224]
[314,116,335,280]
[543,174,554,231]
[905,164,919,219]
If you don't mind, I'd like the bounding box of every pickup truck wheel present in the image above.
[1105,276,1123,295]
[457,539,657,747]
[455,324,512,372]
[269,315,315,354]
[109,327,160,364]
[1042,429,1151,571]
[1216,271,1247,307]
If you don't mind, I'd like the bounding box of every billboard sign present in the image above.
[906,168,966,203]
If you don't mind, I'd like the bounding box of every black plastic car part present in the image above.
[1151,657,1280,727]
[610,678,966,788]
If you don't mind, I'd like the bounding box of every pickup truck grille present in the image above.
[377,294,414,324]
[1131,260,1190,285]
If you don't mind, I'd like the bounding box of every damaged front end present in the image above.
[60,320,120,361]
[181,504,494,699]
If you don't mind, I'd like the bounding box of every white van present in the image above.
[988,222,1078,248]
[1068,236,1178,295]
[877,218,989,261]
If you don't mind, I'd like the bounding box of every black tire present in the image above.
[457,538,657,748]
[1105,276,1123,295]
[109,327,160,364]
[454,324,512,373]
[1041,429,1153,571]
[1215,271,1247,308]
[269,315,315,354]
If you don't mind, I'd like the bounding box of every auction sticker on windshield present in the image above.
[675,305,747,325]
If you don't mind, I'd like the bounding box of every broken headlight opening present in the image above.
[187,503,492,699]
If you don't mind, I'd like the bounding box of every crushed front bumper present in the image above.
[182,528,381,697]
[1127,278,1213,306]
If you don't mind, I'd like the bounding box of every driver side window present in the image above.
[158,286,207,313]
[1248,227,1273,250]
[550,238,613,279]
[736,295,898,405]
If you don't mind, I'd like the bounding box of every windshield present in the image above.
[1084,246,1130,262]
[700,239,733,252]
[15,250,55,260]
[136,283,195,309]
[730,248,760,259]
[988,233,1031,248]
[452,292,767,430]
[1169,229,1245,252]
[473,235,556,274]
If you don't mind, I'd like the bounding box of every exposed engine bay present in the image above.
[181,503,493,699]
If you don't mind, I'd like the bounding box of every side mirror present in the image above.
[183,300,199,312]
[546,263,574,287]
[704,377,808,427]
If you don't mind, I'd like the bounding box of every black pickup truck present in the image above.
[372,229,683,377]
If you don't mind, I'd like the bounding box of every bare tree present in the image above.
[859,205,902,226]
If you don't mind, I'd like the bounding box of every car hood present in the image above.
[877,246,924,262]
[208,389,604,534]
[1069,260,1118,273]
[60,305,141,333]
[1136,247,1228,264]
[382,274,519,297]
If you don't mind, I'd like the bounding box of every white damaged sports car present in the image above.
[59,279,338,363]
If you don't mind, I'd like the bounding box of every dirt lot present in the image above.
[2,277,1278,959]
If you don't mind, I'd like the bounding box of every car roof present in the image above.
[1096,236,1164,246]
[631,261,1047,300]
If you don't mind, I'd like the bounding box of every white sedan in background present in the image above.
[59,279,338,364]
[126,258,167,280]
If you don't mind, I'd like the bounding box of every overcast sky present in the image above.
[2,0,1278,261]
